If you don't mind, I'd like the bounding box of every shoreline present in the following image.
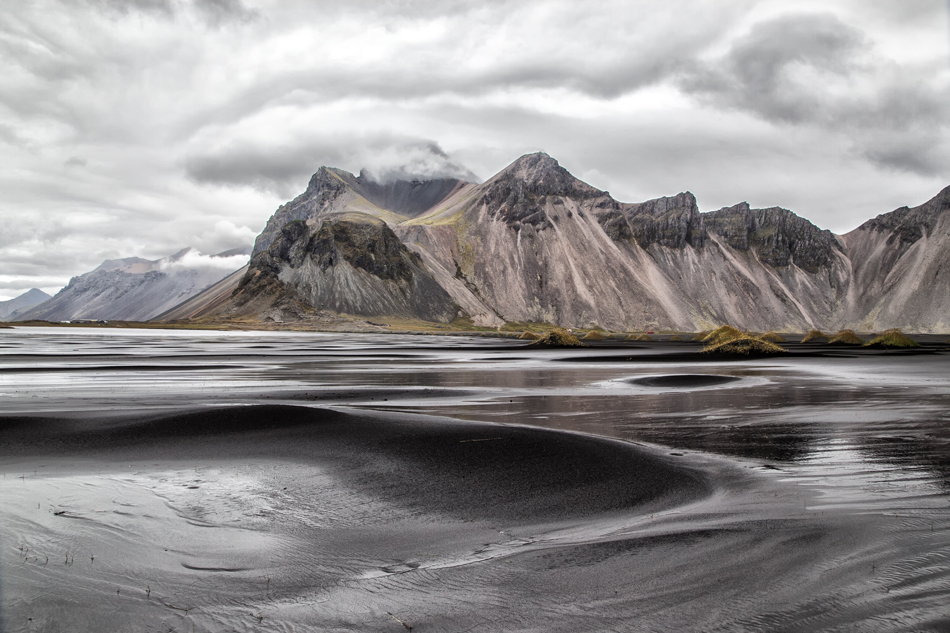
[5,320,950,341]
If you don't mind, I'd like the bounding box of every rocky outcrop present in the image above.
[858,185,950,247]
[704,203,842,273]
[599,192,705,249]
[223,214,458,323]
[252,167,469,255]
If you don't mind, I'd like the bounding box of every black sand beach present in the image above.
[2,328,950,631]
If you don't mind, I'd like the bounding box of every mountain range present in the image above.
[175,152,949,333]
[9,247,250,322]
[11,152,947,332]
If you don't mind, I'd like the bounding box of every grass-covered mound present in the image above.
[701,336,787,355]
[628,333,655,342]
[531,328,586,347]
[828,329,863,345]
[581,330,605,341]
[864,328,919,349]
[801,329,828,343]
[759,331,787,343]
[691,331,711,342]
[669,335,685,342]
[702,325,745,346]
[518,331,541,340]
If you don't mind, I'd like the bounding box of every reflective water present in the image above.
[2,326,950,631]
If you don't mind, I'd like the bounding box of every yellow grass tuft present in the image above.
[864,328,919,349]
[701,336,787,355]
[828,329,863,345]
[801,329,827,343]
[581,330,605,340]
[628,333,655,342]
[532,328,586,347]
[759,331,787,343]
[701,325,745,346]
[518,331,541,340]
[669,335,684,342]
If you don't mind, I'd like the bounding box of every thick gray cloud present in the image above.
[83,0,258,25]
[679,11,950,176]
[0,0,947,300]
[185,136,479,194]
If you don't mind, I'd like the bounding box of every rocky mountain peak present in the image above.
[478,152,603,230]
[857,184,950,245]
[305,166,341,192]
[495,152,597,195]
[0,288,52,320]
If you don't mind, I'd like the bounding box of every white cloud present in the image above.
[160,249,249,273]
[0,0,947,299]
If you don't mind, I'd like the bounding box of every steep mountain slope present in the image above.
[201,168,469,324]
[837,186,950,332]
[191,152,950,332]
[0,288,51,320]
[252,168,472,255]
[221,214,458,323]
[399,153,853,331]
[15,248,250,322]
[153,265,249,321]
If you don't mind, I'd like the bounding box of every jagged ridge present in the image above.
[199,152,950,332]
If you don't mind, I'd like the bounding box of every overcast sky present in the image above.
[1,0,948,300]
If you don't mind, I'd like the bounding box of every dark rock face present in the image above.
[237,215,458,323]
[704,203,841,273]
[598,192,706,249]
[483,153,601,229]
[310,219,418,284]
[253,168,348,255]
[858,185,950,247]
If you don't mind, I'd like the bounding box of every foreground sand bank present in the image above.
[1,405,712,632]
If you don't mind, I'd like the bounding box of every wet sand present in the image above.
[2,405,711,632]
[2,328,950,631]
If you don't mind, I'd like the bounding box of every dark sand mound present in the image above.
[630,374,741,388]
[0,405,708,523]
